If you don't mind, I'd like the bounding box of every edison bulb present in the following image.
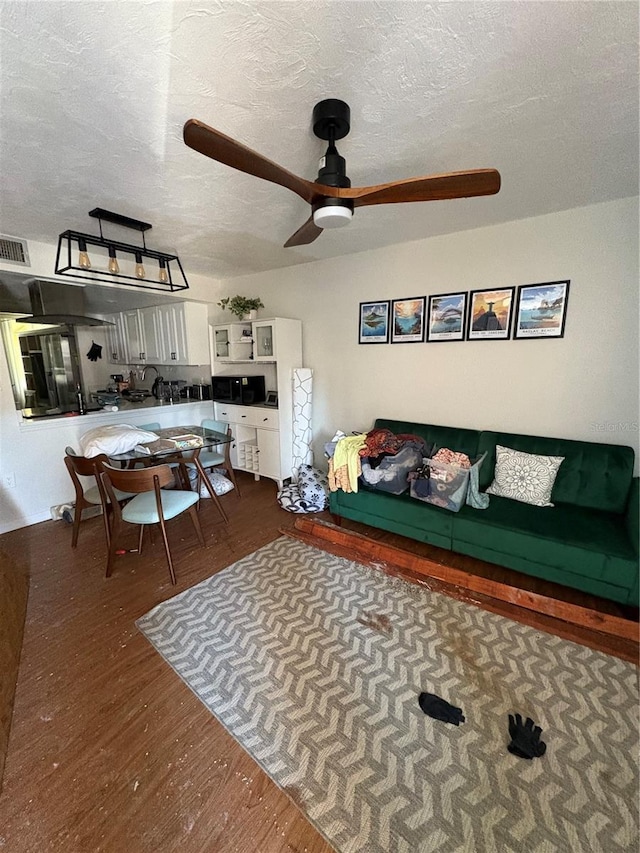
[108,248,120,274]
[158,260,169,284]
[135,253,146,279]
[78,239,91,269]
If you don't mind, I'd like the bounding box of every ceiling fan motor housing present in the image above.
[314,146,354,227]
[312,100,354,228]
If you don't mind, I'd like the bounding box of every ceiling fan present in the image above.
[183,99,501,248]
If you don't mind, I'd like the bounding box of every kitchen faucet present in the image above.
[140,365,159,382]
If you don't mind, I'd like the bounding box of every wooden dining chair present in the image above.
[64,447,135,548]
[185,419,241,497]
[99,461,205,585]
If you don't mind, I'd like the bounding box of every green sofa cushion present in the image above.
[452,540,636,605]
[453,496,637,588]
[374,418,480,458]
[477,431,634,514]
[330,487,454,550]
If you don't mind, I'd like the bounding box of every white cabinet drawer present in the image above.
[214,403,246,423]
[214,403,279,430]
[246,408,279,429]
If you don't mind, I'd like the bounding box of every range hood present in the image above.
[16,280,113,327]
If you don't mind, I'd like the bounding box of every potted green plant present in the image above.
[218,295,264,320]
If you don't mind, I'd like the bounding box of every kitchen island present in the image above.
[0,399,215,534]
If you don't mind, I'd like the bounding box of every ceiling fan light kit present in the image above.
[55,208,190,293]
[184,98,500,248]
[313,202,353,229]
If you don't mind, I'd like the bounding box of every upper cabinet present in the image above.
[106,302,210,366]
[104,313,128,363]
[122,309,147,363]
[212,322,253,363]
[253,321,275,361]
[211,318,301,369]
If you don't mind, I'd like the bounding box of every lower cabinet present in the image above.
[214,402,284,486]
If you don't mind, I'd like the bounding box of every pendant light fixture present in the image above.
[55,208,189,292]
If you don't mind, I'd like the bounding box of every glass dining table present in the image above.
[109,424,232,523]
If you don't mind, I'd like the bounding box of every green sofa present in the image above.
[329,418,639,606]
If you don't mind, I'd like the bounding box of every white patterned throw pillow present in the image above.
[486,445,564,507]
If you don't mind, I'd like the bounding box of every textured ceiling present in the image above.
[0,1,637,280]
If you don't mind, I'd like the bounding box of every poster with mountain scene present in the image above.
[391,297,426,343]
[359,301,390,343]
[514,281,570,338]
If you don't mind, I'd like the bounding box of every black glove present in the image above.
[86,341,102,362]
[419,691,465,726]
[508,713,546,759]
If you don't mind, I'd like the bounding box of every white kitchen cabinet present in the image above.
[215,401,282,485]
[140,307,163,363]
[212,317,302,486]
[211,322,253,365]
[104,313,129,364]
[104,302,209,367]
[256,428,281,481]
[158,302,208,366]
[252,320,275,361]
[122,309,147,363]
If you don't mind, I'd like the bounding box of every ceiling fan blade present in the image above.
[346,169,501,207]
[184,119,320,204]
[283,216,323,248]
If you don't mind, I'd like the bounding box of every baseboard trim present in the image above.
[0,511,51,535]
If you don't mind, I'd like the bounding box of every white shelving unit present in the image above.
[211,317,302,486]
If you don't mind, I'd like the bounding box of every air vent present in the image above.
[0,235,30,266]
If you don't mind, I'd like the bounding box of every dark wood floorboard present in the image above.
[0,476,637,852]
[0,474,333,853]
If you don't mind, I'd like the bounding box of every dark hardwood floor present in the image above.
[0,474,637,852]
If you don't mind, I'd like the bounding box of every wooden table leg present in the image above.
[193,456,228,523]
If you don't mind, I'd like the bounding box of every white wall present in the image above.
[221,197,640,469]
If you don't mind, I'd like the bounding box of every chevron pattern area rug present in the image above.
[137,537,639,853]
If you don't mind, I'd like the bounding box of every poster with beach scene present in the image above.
[467,287,515,341]
[427,292,468,342]
[514,280,570,339]
[359,300,390,343]
[391,297,426,343]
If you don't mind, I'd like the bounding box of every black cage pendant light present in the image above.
[55,208,189,292]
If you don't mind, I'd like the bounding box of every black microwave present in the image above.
[211,375,266,405]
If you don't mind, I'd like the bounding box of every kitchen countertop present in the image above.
[20,396,207,421]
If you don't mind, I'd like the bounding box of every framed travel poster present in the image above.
[467,287,515,341]
[358,300,390,344]
[513,280,570,339]
[426,292,468,342]
[391,297,425,343]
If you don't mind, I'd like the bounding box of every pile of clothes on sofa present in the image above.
[325,427,488,511]
[325,428,430,494]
